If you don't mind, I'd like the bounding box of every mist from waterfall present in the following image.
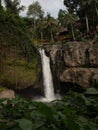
[39,48,56,102]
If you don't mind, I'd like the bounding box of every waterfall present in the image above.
[39,48,56,102]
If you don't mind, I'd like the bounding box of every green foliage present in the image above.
[0,89,98,130]
[0,86,7,92]
[0,9,40,89]
[4,0,25,15]
[64,0,98,38]
[85,88,98,95]
[0,10,37,60]
[16,119,33,130]
[27,1,44,19]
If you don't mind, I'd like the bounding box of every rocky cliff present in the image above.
[43,40,98,91]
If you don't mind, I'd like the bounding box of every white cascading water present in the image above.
[39,48,56,102]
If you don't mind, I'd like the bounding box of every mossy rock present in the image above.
[0,55,40,90]
[0,86,7,92]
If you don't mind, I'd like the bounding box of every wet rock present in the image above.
[44,41,98,89]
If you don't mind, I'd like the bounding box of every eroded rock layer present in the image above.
[44,41,98,89]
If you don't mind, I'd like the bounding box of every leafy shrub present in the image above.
[0,89,98,130]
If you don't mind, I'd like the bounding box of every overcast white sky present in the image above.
[20,0,66,18]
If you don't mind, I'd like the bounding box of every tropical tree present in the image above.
[27,1,44,29]
[85,0,98,16]
[37,14,45,40]
[0,0,2,10]
[27,1,44,19]
[46,13,57,42]
[58,9,67,27]
[79,0,97,34]
[95,0,98,16]
[64,0,98,35]
[64,0,80,14]
[58,9,77,41]
[27,1,44,40]
[81,0,92,33]
[4,0,25,15]
[65,12,77,41]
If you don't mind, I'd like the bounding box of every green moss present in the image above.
[0,52,40,90]
[0,86,7,92]
[0,49,40,90]
[0,64,40,90]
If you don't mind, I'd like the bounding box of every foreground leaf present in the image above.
[16,119,33,130]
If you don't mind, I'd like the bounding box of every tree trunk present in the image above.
[31,19,36,40]
[85,13,90,32]
[33,19,37,39]
[0,0,1,6]
[33,19,36,30]
[95,2,98,16]
[50,28,54,42]
[41,30,43,40]
[71,23,76,41]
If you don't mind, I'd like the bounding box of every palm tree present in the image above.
[46,13,57,42]
[38,14,45,40]
[58,9,67,27]
[94,0,98,16]
[27,1,44,40]
[81,0,91,33]
[27,1,44,29]
[64,11,77,41]
[81,0,98,33]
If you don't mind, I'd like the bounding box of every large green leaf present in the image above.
[85,88,98,95]
[16,119,33,130]
[67,118,80,130]
[0,123,10,130]
[36,102,56,121]
[77,116,98,130]
[0,98,8,104]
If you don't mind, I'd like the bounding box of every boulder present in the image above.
[60,68,98,89]
[0,89,15,99]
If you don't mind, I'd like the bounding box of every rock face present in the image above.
[60,68,98,89]
[44,41,98,89]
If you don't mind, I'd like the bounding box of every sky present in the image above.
[20,0,66,18]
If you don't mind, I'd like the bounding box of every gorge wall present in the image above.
[43,40,98,91]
